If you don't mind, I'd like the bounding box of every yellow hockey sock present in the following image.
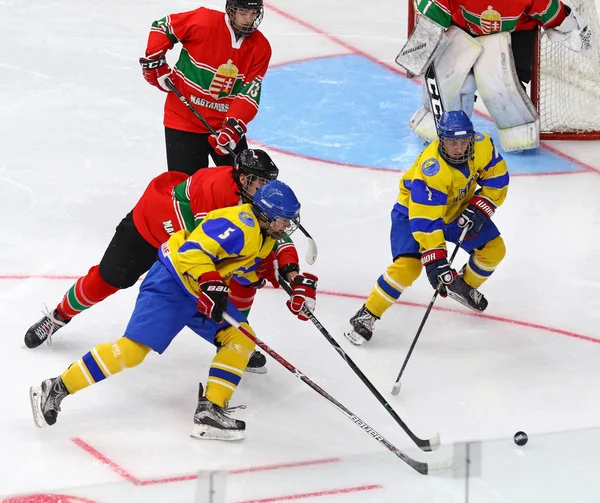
[463,236,506,289]
[61,337,151,395]
[365,257,422,318]
[206,323,255,407]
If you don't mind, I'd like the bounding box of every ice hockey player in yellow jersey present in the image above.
[29,181,319,441]
[345,111,509,346]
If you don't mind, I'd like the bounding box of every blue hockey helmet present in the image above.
[252,180,301,238]
[437,110,475,165]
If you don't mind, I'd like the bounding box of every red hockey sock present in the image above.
[56,265,120,320]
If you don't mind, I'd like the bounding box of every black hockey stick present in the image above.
[424,62,444,128]
[278,276,440,452]
[391,226,469,395]
[221,312,451,475]
[164,78,318,265]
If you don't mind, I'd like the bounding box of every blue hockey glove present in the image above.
[458,196,495,239]
[421,248,456,296]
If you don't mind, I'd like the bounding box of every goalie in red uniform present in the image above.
[24,150,307,374]
[139,0,271,174]
[397,0,592,152]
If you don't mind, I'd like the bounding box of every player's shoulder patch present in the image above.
[474,132,486,142]
[239,211,255,228]
[421,157,441,177]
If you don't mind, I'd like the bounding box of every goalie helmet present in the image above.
[437,110,475,165]
[234,149,279,203]
[252,180,301,239]
[226,0,264,37]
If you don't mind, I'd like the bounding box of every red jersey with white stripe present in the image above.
[132,167,239,248]
[144,7,271,133]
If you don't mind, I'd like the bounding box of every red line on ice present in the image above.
[8,273,599,345]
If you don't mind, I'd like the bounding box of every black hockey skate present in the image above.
[29,376,69,427]
[344,305,379,346]
[447,273,488,312]
[24,308,70,349]
[214,339,267,374]
[191,384,246,441]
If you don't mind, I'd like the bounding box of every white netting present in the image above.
[538,0,600,135]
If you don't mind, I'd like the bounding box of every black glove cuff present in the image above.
[139,55,166,69]
[279,263,300,277]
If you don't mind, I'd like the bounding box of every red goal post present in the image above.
[406,0,600,140]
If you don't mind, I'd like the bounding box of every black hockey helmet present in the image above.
[234,149,279,203]
[226,0,264,36]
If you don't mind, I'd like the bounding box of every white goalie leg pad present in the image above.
[409,27,483,142]
[473,32,539,151]
[409,106,438,143]
[395,15,446,76]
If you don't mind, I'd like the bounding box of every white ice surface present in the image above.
[3,0,600,501]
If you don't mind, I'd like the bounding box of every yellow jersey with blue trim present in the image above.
[395,132,509,252]
[158,204,275,299]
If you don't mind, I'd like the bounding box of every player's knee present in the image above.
[215,324,256,359]
[98,265,141,289]
[479,236,506,267]
[388,256,423,287]
[114,337,152,369]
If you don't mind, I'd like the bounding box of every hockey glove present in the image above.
[255,251,279,289]
[286,273,318,321]
[458,196,495,239]
[422,249,455,296]
[139,54,172,92]
[546,8,592,54]
[208,117,247,155]
[197,272,229,323]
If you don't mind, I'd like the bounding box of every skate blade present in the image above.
[343,327,367,346]
[447,291,486,312]
[29,386,46,428]
[244,366,267,375]
[190,424,245,441]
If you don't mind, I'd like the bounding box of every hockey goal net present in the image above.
[406,0,600,140]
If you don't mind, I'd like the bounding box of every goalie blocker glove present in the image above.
[139,54,172,92]
[458,196,495,239]
[421,248,455,296]
[208,117,247,155]
[286,273,318,321]
[198,272,230,323]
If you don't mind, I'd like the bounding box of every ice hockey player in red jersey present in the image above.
[397,0,591,152]
[24,150,303,374]
[139,0,271,174]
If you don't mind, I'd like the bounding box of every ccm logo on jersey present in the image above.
[161,242,170,255]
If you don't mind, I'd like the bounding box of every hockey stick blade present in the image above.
[391,227,468,394]
[278,278,440,452]
[298,223,317,264]
[222,312,442,474]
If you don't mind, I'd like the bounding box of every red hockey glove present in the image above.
[458,196,495,239]
[139,54,171,92]
[256,251,279,289]
[286,273,318,321]
[197,271,229,323]
[421,248,456,297]
[208,117,247,155]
